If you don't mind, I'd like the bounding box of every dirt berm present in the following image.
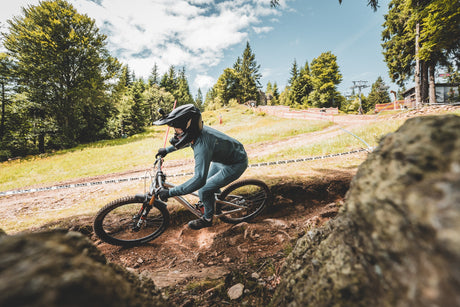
[271,114,460,306]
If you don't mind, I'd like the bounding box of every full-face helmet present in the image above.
[153,104,203,149]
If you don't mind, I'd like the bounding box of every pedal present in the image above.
[195,202,205,214]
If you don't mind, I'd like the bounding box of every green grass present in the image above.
[1,131,158,191]
[0,105,455,192]
[252,119,405,163]
[0,125,199,191]
[0,105,330,192]
[203,106,332,144]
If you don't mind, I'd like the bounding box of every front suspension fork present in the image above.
[133,199,153,231]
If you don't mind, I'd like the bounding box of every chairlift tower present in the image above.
[351,81,369,114]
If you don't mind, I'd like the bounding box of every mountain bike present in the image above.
[93,156,272,247]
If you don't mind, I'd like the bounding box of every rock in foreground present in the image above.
[0,229,166,307]
[271,115,460,306]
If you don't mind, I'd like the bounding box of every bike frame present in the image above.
[145,157,247,218]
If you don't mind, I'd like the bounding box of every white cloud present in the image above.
[253,26,273,34]
[0,0,40,52]
[68,0,280,79]
[0,0,39,23]
[194,74,215,91]
[1,0,288,92]
[188,0,214,4]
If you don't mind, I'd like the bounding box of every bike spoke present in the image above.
[218,182,269,222]
[96,200,168,244]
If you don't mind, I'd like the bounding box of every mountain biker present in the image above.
[153,104,248,230]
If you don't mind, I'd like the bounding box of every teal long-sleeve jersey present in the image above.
[166,126,247,197]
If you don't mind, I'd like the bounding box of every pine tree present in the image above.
[273,83,280,101]
[291,61,313,106]
[264,81,280,105]
[148,63,160,87]
[121,65,133,88]
[214,68,239,105]
[266,81,273,94]
[174,67,194,106]
[127,80,147,134]
[289,59,299,86]
[366,76,391,113]
[114,65,132,97]
[143,83,175,124]
[195,88,203,109]
[160,65,177,94]
[308,52,342,108]
[382,0,459,105]
[0,53,14,144]
[265,81,275,105]
[234,42,261,104]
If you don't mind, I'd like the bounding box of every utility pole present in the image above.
[350,81,369,114]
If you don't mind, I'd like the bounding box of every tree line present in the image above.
[0,0,458,161]
[205,46,392,113]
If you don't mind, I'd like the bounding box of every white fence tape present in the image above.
[0,148,369,197]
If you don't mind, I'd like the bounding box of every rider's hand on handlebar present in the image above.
[158,187,169,201]
[156,148,167,158]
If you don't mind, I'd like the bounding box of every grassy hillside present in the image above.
[2,105,456,192]
[0,106,330,191]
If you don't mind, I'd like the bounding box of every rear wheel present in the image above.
[93,196,169,246]
[217,179,271,224]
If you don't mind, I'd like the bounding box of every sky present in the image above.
[0,0,395,98]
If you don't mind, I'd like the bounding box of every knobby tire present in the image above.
[93,196,169,247]
[217,179,271,224]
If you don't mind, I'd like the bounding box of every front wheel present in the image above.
[93,196,169,246]
[217,179,271,224]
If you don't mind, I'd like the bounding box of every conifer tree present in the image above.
[265,81,275,105]
[289,59,299,86]
[160,65,177,94]
[273,83,280,101]
[143,83,175,124]
[148,63,160,87]
[195,88,203,109]
[366,76,391,113]
[120,65,133,88]
[382,0,459,105]
[234,42,261,104]
[291,61,313,106]
[174,67,194,106]
[214,68,239,105]
[266,81,273,95]
[267,82,280,105]
[308,52,342,108]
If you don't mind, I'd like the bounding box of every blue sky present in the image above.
[1,0,395,97]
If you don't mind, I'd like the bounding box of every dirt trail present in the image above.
[90,170,354,305]
[2,160,357,305]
